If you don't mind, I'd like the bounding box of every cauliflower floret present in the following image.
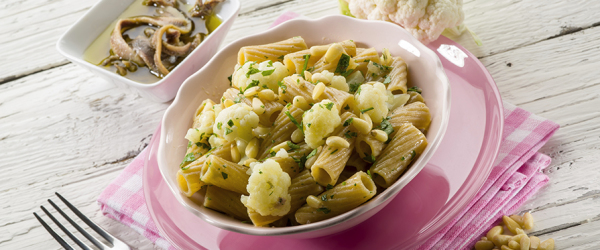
[232,60,288,92]
[311,70,335,84]
[355,82,389,124]
[275,148,289,158]
[302,100,341,148]
[212,103,259,152]
[241,159,291,216]
[345,0,464,44]
[185,110,215,144]
[330,75,349,92]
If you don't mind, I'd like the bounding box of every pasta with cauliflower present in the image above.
[176,37,432,227]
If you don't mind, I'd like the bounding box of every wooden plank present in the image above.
[1,0,600,248]
[453,0,600,58]
[3,0,600,83]
[0,64,167,249]
[538,219,600,249]
[480,25,600,242]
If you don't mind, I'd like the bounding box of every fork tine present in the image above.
[48,198,106,250]
[41,205,92,250]
[34,212,75,250]
[55,192,114,244]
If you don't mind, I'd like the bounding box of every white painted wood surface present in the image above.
[1,0,599,249]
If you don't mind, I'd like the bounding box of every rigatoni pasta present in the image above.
[370,123,428,188]
[176,37,432,227]
[238,36,307,66]
[295,171,376,224]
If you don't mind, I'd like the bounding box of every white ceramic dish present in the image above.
[158,15,451,237]
[56,0,240,102]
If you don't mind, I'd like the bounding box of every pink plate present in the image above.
[143,36,503,249]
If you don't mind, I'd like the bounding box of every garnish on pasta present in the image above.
[176,37,432,227]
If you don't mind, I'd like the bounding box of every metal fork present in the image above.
[33,192,131,250]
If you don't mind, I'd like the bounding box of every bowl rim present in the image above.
[55,0,241,89]
[159,14,451,236]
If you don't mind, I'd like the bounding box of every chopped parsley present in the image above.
[355,86,362,95]
[401,156,405,161]
[342,181,347,185]
[307,123,312,128]
[245,66,260,78]
[321,194,328,201]
[330,149,339,155]
[349,82,362,94]
[285,111,302,131]
[287,141,300,150]
[307,148,318,159]
[227,75,232,86]
[324,102,334,111]
[344,105,350,110]
[221,172,228,180]
[225,127,233,135]
[326,184,334,190]
[360,107,374,113]
[217,122,222,130]
[227,119,234,127]
[343,130,357,139]
[262,68,276,76]
[334,54,351,74]
[277,55,285,61]
[411,150,416,159]
[341,68,354,77]
[277,81,287,94]
[195,142,211,149]
[180,153,197,168]
[301,54,311,78]
[383,75,391,85]
[243,80,260,93]
[291,155,307,171]
[372,62,392,71]
[407,86,422,94]
[367,170,373,179]
[363,153,376,163]
[317,207,331,214]
[343,118,354,126]
[234,95,245,103]
[378,117,394,143]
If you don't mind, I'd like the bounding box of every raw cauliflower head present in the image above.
[302,100,342,148]
[241,159,292,216]
[231,60,288,92]
[212,103,259,150]
[355,82,389,124]
[346,0,464,44]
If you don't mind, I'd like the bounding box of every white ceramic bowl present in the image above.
[56,0,240,102]
[158,15,451,237]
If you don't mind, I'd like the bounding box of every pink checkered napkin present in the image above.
[418,102,559,249]
[97,12,560,250]
[97,148,175,250]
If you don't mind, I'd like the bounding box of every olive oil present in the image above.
[83,0,222,84]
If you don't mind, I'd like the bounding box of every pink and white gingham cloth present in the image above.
[97,147,175,250]
[97,12,560,250]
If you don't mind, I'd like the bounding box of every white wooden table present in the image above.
[1,0,599,249]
